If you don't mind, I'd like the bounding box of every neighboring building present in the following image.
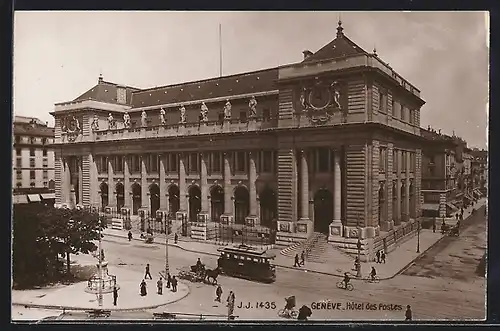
[51,22,426,259]
[470,148,488,195]
[420,128,460,218]
[12,116,56,205]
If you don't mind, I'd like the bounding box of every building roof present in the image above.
[72,75,141,105]
[14,116,46,126]
[14,122,54,137]
[302,21,369,63]
[129,68,278,109]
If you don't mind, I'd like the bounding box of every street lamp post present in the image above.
[97,209,103,307]
[165,213,170,278]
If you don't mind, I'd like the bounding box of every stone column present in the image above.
[124,156,131,208]
[246,151,259,226]
[159,154,167,210]
[395,150,402,225]
[64,158,71,205]
[108,157,115,209]
[89,153,99,207]
[329,150,344,238]
[78,157,83,206]
[221,152,233,224]
[299,150,310,220]
[141,155,148,209]
[178,153,187,212]
[405,151,411,220]
[199,153,209,222]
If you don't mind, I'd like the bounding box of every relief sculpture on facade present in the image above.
[200,102,208,123]
[91,114,99,131]
[179,105,186,124]
[159,108,166,125]
[62,115,82,141]
[248,96,257,118]
[107,113,116,130]
[123,112,131,129]
[141,110,148,127]
[299,79,343,125]
[224,100,232,120]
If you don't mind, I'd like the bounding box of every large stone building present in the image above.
[51,22,425,258]
[12,116,56,205]
[470,148,488,195]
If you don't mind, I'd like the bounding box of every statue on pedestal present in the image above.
[91,114,99,131]
[248,96,258,118]
[224,100,232,120]
[200,102,208,122]
[160,108,166,125]
[107,113,115,130]
[141,110,148,127]
[123,112,131,129]
[331,81,341,109]
[179,105,186,124]
[300,87,308,111]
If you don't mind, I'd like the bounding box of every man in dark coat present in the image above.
[376,250,381,263]
[157,277,163,295]
[215,284,223,302]
[300,251,305,266]
[294,254,300,267]
[405,305,412,321]
[171,276,178,292]
[145,263,152,280]
[174,233,178,244]
[128,231,132,241]
[166,273,171,288]
[113,286,118,306]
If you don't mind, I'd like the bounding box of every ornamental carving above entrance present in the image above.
[298,79,344,125]
[61,115,82,141]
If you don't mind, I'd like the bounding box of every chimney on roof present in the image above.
[336,20,344,38]
[302,50,313,60]
[98,74,103,83]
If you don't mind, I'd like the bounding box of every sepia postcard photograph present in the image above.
[11,11,489,322]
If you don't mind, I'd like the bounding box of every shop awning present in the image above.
[446,202,459,211]
[13,195,28,204]
[41,193,56,199]
[27,194,41,202]
[422,203,440,211]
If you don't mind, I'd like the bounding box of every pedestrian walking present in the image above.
[227,290,235,317]
[171,276,178,292]
[113,286,118,306]
[128,231,132,241]
[157,277,163,295]
[294,254,300,267]
[145,263,153,280]
[215,284,223,302]
[381,250,386,264]
[432,219,436,233]
[166,273,171,288]
[300,251,305,266]
[455,213,459,221]
[405,305,412,321]
[140,279,147,296]
[376,250,381,263]
[174,233,178,244]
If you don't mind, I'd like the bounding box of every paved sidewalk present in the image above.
[103,198,486,281]
[12,257,189,311]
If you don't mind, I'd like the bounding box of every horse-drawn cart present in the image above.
[177,264,220,285]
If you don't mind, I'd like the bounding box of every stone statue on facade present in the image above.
[248,96,257,118]
[91,114,99,131]
[141,110,148,127]
[160,108,166,125]
[224,100,232,120]
[123,112,131,129]
[300,87,308,111]
[179,105,186,124]
[200,102,208,122]
[331,81,341,109]
[107,113,115,130]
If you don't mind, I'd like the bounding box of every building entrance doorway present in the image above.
[314,188,333,234]
[188,186,201,223]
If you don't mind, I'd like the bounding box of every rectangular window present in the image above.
[16,182,22,188]
[391,98,396,117]
[16,157,22,168]
[43,170,48,179]
[114,156,124,173]
[30,182,35,187]
[235,152,247,172]
[188,153,199,173]
[30,158,35,168]
[262,151,273,173]
[43,159,48,168]
[239,111,247,122]
[210,152,222,173]
[30,170,36,179]
[167,153,178,172]
[379,92,386,113]
[102,156,109,173]
[379,148,387,173]
[16,148,21,156]
[148,154,158,173]
[129,155,140,173]
[43,181,48,187]
[30,148,35,156]
[15,136,20,144]
[218,112,224,122]
[43,149,47,156]
[402,151,407,171]
[42,138,47,145]
[393,150,398,172]
[317,148,330,173]
[16,170,22,180]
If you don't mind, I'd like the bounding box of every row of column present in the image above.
[298,149,342,222]
[392,150,411,223]
[68,152,261,219]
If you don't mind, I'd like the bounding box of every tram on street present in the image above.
[217,244,276,283]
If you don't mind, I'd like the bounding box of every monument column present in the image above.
[299,150,310,220]
[246,151,259,226]
[221,152,233,224]
[395,150,402,225]
[64,158,71,206]
[329,150,344,238]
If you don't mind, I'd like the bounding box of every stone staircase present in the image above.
[306,233,354,264]
[280,232,322,259]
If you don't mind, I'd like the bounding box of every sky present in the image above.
[13,11,488,149]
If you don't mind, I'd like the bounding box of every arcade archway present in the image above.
[313,188,333,234]
[210,186,224,222]
[150,184,160,216]
[116,182,124,211]
[188,186,201,223]
[168,185,180,219]
[234,186,249,225]
[131,183,141,215]
[259,187,277,228]
[100,182,109,209]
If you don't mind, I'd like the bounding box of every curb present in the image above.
[102,204,484,282]
[12,282,191,312]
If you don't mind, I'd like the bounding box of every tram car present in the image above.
[217,244,276,283]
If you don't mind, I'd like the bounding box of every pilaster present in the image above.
[124,156,131,208]
[159,154,167,210]
[178,153,187,212]
[141,155,148,209]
